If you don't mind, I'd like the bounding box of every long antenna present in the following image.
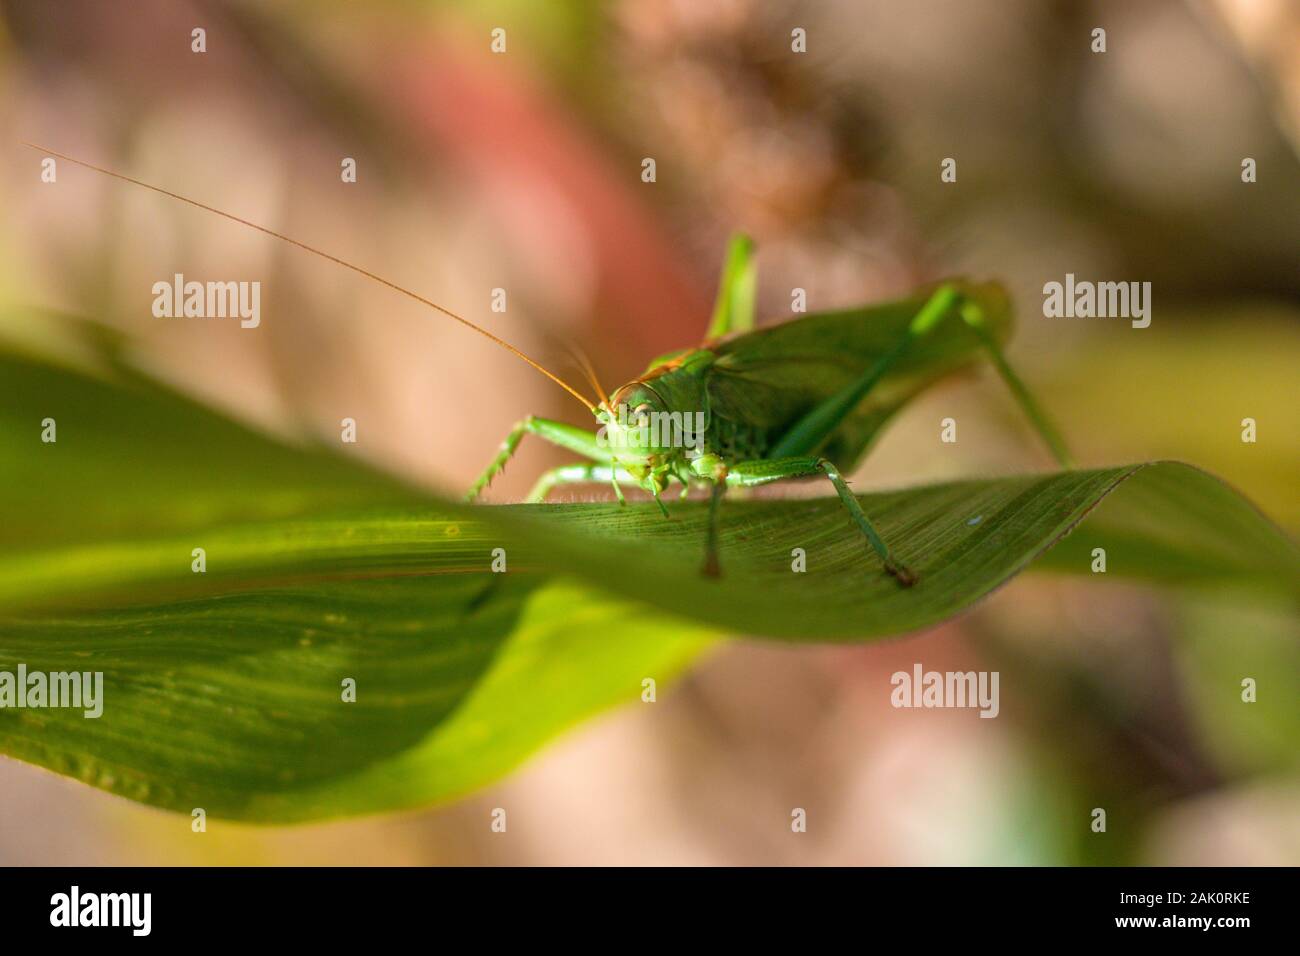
[566,344,612,412]
[22,142,599,412]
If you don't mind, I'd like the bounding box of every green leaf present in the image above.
[0,343,714,821]
[492,461,1297,640]
[1,338,1294,821]
[0,575,712,821]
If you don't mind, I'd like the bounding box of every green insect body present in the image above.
[33,147,1069,587]
[467,234,1073,586]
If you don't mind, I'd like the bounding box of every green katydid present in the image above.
[30,145,1072,586]
[467,236,1074,584]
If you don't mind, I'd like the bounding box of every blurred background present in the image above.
[0,0,1296,864]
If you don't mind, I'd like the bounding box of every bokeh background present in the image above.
[1,0,1296,864]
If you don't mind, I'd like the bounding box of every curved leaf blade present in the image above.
[1,337,1295,821]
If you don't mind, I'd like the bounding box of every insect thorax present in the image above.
[632,351,769,464]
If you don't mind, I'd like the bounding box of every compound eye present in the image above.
[632,402,652,427]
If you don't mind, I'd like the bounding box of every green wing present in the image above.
[707,280,1013,469]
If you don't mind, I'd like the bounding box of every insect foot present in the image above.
[701,554,722,578]
[886,562,917,588]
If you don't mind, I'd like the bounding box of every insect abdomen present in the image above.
[704,414,769,461]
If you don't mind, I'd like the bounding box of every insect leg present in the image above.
[959,300,1074,468]
[702,480,726,577]
[727,456,915,586]
[608,457,628,506]
[768,284,962,458]
[704,233,757,340]
[647,486,669,518]
[527,463,637,502]
[466,416,611,502]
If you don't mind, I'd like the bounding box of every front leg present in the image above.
[527,463,639,503]
[466,416,611,501]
